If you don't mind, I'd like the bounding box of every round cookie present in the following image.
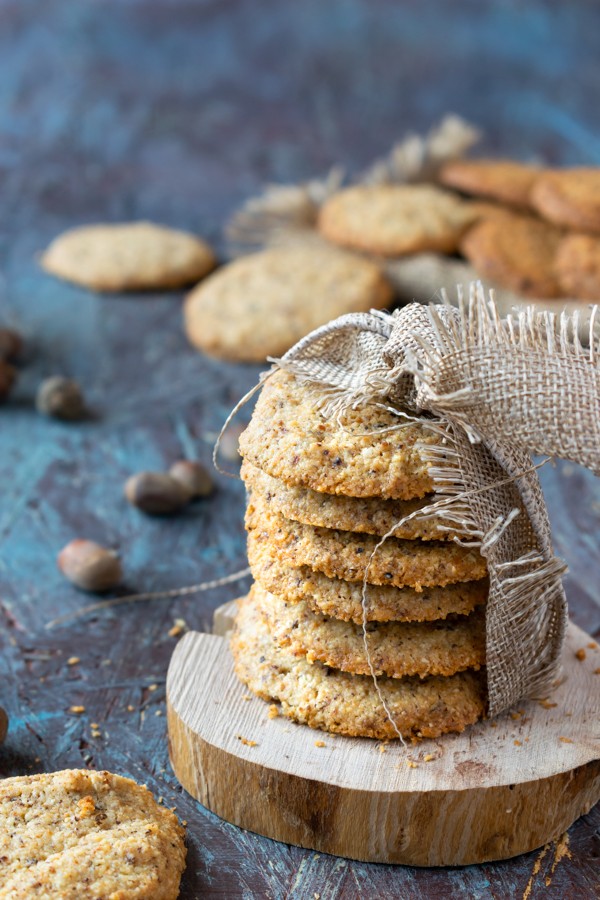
[255,584,486,679]
[555,233,600,300]
[318,184,476,257]
[531,168,600,233]
[239,369,440,500]
[242,461,457,540]
[246,497,488,590]
[460,212,563,298]
[438,159,539,208]
[231,592,487,740]
[0,768,186,899]
[183,243,393,362]
[250,547,488,623]
[41,221,216,291]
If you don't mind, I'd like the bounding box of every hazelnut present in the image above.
[0,327,23,362]
[58,539,122,592]
[124,471,189,515]
[218,422,244,462]
[36,376,86,420]
[0,360,17,401]
[169,460,214,499]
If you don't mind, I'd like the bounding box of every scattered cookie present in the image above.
[183,243,392,362]
[41,221,216,291]
[231,593,487,740]
[531,168,600,233]
[460,212,563,298]
[242,460,458,540]
[246,497,487,590]
[318,184,476,257]
[0,768,186,899]
[255,584,486,678]
[249,546,488,623]
[555,233,600,300]
[239,369,440,500]
[438,159,539,208]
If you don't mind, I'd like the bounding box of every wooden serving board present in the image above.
[167,603,600,866]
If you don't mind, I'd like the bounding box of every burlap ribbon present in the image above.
[275,286,600,715]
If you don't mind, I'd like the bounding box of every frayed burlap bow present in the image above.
[274,285,600,715]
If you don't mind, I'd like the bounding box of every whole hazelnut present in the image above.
[36,376,86,420]
[169,460,214,499]
[58,539,122,592]
[0,360,17,401]
[218,422,244,463]
[0,327,23,363]
[124,472,189,515]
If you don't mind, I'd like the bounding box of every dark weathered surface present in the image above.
[0,2,598,897]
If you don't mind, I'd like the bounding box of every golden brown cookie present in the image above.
[41,221,216,291]
[318,184,475,257]
[531,168,600,233]
[183,243,392,362]
[460,212,563,298]
[242,461,458,540]
[246,497,487,590]
[439,159,539,208]
[555,233,600,300]
[250,546,488,623]
[231,592,487,740]
[0,769,186,899]
[239,369,440,500]
[255,583,486,678]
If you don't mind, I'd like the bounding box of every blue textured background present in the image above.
[0,1,599,897]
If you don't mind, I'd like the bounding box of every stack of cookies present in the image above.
[231,369,489,741]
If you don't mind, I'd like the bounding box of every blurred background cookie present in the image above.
[438,158,539,208]
[531,168,600,233]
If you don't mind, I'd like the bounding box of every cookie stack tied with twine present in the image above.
[228,285,600,743]
[232,370,491,741]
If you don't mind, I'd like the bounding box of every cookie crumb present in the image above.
[314,740,326,748]
[168,618,187,638]
[594,668,600,675]
[237,735,257,747]
[559,736,573,744]
[155,709,162,717]
[241,694,252,702]
[423,753,435,762]
[407,760,418,769]
[587,642,598,650]
[127,704,135,712]
[538,699,558,709]
[575,648,586,661]
[514,740,522,747]
[268,704,279,719]
[69,705,85,714]
[148,683,158,692]
[510,711,522,720]
[67,656,80,666]
[378,743,388,754]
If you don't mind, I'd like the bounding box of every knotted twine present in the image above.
[272,285,600,716]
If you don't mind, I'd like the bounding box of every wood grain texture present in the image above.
[0,1,599,896]
[167,621,600,866]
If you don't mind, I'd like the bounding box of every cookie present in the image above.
[460,212,563,298]
[239,369,440,500]
[183,243,393,363]
[41,221,216,292]
[0,768,186,899]
[318,184,476,257]
[555,233,600,300]
[250,547,488,623]
[531,168,600,233]
[246,498,487,589]
[255,583,486,679]
[231,592,487,740]
[439,159,539,208]
[242,461,458,540]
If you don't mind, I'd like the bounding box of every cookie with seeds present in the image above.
[231,592,487,740]
[246,497,487,590]
[250,546,488,623]
[555,233,600,300]
[439,159,539,208]
[318,184,476,257]
[460,212,563,298]
[531,168,600,233]
[239,369,440,500]
[184,243,393,362]
[255,584,486,679]
[41,221,216,291]
[0,768,186,899]
[242,460,458,540]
